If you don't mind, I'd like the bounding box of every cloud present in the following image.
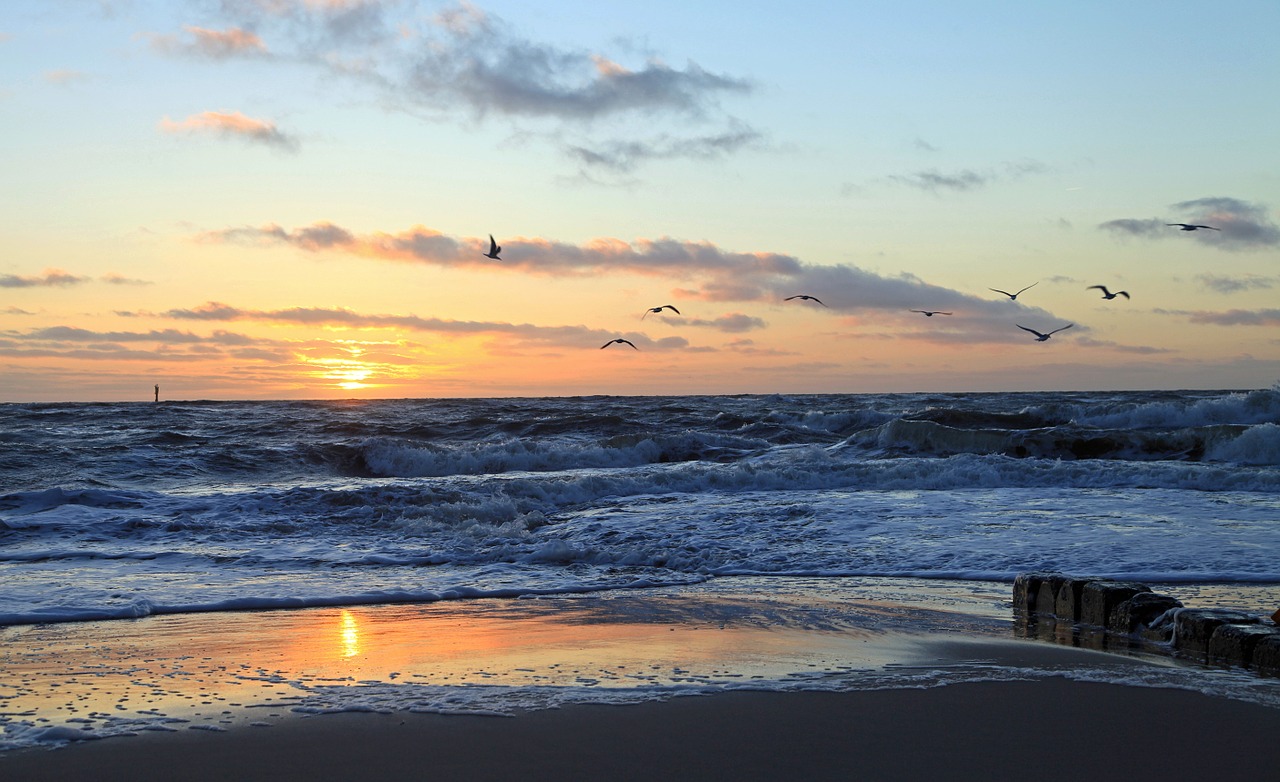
[0,269,90,288]
[153,301,690,350]
[159,110,299,151]
[152,1,755,173]
[43,69,91,86]
[886,160,1048,193]
[3,307,36,315]
[147,25,269,58]
[1073,337,1173,354]
[0,325,295,363]
[674,313,767,333]
[401,5,752,122]
[1099,197,1280,249]
[1097,218,1165,237]
[1171,197,1280,249]
[889,168,986,192]
[1183,309,1280,327]
[566,124,762,173]
[102,272,153,285]
[198,220,1075,343]
[1195,273,1277,294]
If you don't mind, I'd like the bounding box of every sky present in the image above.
[2,0,1278,401]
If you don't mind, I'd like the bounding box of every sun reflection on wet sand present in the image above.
[339,610,360,658]
[0,580,1016,747]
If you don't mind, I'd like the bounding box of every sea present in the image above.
[2,389,1280,749]
[2,388,1279,625]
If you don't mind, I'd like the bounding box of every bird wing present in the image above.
[1117,291,1130,299]
[1016,324,1044,337]
[1049,324,1074,335]
[1087,285,1107,293]
[1015,282,1039,295]
[1198,225,1220,230]
[666,305,680,314]
[622,339,637,349]
[990,288,1013,297]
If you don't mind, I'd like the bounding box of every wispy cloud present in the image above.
[159,110,300,151]
[0,326,294,363]
[146,25,269,58]
[1195,273,1277,294]
[102,272,153,286]
[0,269,90,288]
[1183,309,1280,327]
[198,221,1074,342]
[150,1,755,173]
[884,160,1048,193]
[1098,217,1165,238]
[672,313,767,333]
[43,69,91,86]
[565,124,761,173]
[144,301,698,351]
[1099,197,1280,249]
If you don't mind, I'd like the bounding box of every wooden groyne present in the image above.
[1013,572,1280,676]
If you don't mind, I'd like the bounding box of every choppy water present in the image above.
[2,389,1279,626]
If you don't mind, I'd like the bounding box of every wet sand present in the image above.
[5,677,1280,782]
[3,582,1278,781]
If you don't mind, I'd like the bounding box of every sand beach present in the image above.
[3,579,1278,782]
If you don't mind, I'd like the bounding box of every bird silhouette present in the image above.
[1017,323,1073,342]
[642,305,680,319]
[910,310,952,317]
[601,338,638,350]
[1087,285,1129,300]
[785,295,826,306]
[1167,223,1219,231]
[483,234,502,259]
[990,282,1038,301]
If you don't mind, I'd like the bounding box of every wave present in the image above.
[355,430,769,478]
[852,419,1276,463]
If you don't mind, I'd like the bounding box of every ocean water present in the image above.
[3,389,1278,626]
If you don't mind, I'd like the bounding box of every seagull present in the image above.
[642,305,680,319]
[483,234,502,259]
[989,282,1038,301]
[1167,223,1219,231]
[1087,285,1130,300]
[600,338,638,350]
[1017,323,1073,342]
[910,310,953,317]
[785,295,826,306]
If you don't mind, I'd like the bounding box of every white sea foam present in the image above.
[1,391,1277,628]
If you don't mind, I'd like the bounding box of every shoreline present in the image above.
[4,578,1279,779]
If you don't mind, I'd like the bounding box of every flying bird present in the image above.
[785,295,826,306]
[1087,285,1130,300]
[601,338,638,350]
[1166,223,1219,231]
[910,310,952,317]
[1017,323,1073,342]
[642,305,680,319]
[483,234,502,259]
[990,282,1038,301]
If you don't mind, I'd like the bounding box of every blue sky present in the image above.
[2,0,1278,400]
